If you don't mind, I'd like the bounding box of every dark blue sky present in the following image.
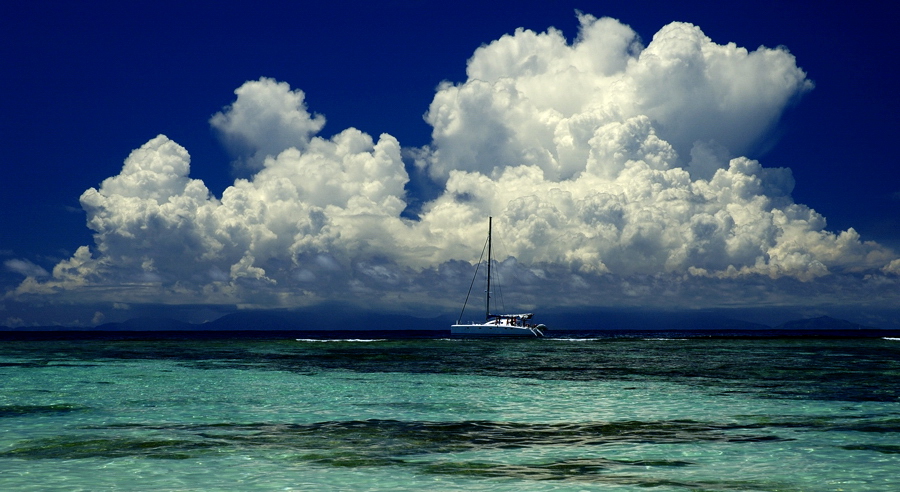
[2,0,898,327]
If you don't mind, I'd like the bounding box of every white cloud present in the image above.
[7,14,897,315]
[210,77,326,173]
[4,259,49,278]
[883,259,900,275]
[423,14,812,182]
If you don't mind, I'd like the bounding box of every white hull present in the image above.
[451,323,543,337]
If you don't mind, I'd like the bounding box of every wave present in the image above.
[548,337,602,342]
[295,338,388,343]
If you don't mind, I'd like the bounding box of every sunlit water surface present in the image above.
[1,334,899,491]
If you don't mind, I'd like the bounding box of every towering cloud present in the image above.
[423,14,813,181]
[210,78,326,172]
[8,15,898,314]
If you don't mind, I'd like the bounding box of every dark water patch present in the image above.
[0,362,40,367]
[0,339,276,370]
[0,360,57,368]
[3,337,899,402]
[422,461,789,490]
[0,420,790,489]
[737,415,900,434]
[78,418,791,458]
[829,418,900,433]
[299,452,407,468]
[354,401,451,413]
[0,436,220,460]
[424,458,695,474]
[0,404,89,418]
[842,444,900,454]
[1,418,803,489]
[423,456,690,477]
[227,418,789,451]
[7,418,790,489]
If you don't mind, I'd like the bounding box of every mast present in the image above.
[486,216,492,320]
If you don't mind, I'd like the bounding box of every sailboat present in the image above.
[451,217,546,337]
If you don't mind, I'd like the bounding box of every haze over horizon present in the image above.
[3,1,899,328]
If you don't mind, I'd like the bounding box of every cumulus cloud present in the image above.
[884,259,900,275]
[210,77,326,173]
[8,14,897,314]
[423,14,812,182]
[20,125,410,307]
[4,259,49,278]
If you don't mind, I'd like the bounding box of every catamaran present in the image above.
[451,217,546,337]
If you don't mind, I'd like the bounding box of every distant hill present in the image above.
[95,317,195,331]
[774,315,874,331]
[0,309,888,333]
[203,308,452,331]
[540,309,770,332]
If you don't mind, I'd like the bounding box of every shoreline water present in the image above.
[2,331,898,491]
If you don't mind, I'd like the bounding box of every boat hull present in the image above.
[451,323,543,337]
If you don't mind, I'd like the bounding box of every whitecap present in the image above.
[295,338,387,343]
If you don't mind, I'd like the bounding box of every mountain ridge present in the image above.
[0,309,885,332]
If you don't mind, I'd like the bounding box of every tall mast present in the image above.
[486,217,492,319]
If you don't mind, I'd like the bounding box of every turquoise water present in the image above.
[1,335,899,491]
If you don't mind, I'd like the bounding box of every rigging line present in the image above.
[457,233,490,323]
[493,256,505,313]
[492,220,509,313]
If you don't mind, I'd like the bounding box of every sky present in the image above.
[2,0,899,328]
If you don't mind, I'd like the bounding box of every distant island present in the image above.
[2,307,894,337]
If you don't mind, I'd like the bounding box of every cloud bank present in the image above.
[7,15,898,317]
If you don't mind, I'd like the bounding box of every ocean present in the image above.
[1,330,899,491]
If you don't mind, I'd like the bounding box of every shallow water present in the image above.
[1,335,899,491]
